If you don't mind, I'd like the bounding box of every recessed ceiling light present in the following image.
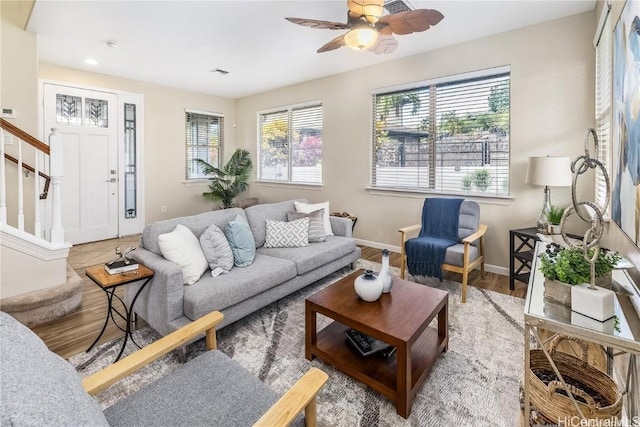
[106,41,119,48]
[210,68,229,75]
[83,58,99,65]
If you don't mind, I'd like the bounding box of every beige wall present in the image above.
[38,63,236,225]
[235,11,596,271]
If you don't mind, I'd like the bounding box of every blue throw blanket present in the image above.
[406,198,463,279]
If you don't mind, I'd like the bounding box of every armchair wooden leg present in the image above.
[461,270,468,303]
[305,397,318,427]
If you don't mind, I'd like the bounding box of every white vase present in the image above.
[379,249,393,293]
[354,270,383,302]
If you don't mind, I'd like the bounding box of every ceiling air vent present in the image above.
[384,0,413,14]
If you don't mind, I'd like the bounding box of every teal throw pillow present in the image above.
[224,214,256,267]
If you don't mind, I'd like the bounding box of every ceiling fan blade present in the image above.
[377,9,444,35]
[285,17,350,30]
[347,0,384,24]
[317,34,346,53]
[368,35,398,55]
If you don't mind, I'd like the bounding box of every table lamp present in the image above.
[525,156,572,233]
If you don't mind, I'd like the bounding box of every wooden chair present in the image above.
[398,200,487,303]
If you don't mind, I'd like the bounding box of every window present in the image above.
[185,110,223,180]
[371,67,510,196]
[258,102,322,185]
[594,4,612,217]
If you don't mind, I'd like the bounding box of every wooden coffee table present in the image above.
[305,269,448,418]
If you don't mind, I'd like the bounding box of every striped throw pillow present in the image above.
[287,209,326,243]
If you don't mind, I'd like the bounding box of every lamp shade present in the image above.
[344,25,378,50]
[525,156,572,187]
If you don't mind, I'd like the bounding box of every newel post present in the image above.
[49,128,64,245]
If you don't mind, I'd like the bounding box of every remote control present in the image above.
[346,329,371,352]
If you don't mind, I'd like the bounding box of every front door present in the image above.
[43,84,119,244]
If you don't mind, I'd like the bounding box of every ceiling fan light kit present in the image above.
[344,23,379,50]
[285,0,443,54]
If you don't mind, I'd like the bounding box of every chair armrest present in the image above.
[253,367,329,427]
[462,224,488,244]
[82,311,224,396]
[398,224,421,236]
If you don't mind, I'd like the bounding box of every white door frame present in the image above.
[39,79,146,241]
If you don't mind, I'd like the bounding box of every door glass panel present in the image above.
[56,94,82,125]
[85,98,109,127]
[124,103,137,219]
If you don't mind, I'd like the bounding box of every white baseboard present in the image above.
[355,238,509,277]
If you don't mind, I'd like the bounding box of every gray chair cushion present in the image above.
[183,253,297,320]
[142,208,246,256]
[458,200,480,242]
[245,199,307,248]
[0,312,109,427]
[444,243,480,267]
[257,235,357,275]
[104,350,279,427]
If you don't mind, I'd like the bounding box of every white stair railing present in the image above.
[0,119,63,246]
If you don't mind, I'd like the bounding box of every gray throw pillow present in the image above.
[224,215,256,267]
[200,224,234,273]
[264,218,309,248]
[286,209,326,243]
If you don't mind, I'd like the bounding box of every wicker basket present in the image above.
[529,335,622,423]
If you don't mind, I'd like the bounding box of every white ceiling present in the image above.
[28,0,595,99]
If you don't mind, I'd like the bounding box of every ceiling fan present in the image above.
[285,0,444,54]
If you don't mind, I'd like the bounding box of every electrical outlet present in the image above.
[161,205,167,213]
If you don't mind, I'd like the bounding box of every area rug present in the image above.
[69,260,525,427]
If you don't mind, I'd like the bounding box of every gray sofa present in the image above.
[127,199,361,338]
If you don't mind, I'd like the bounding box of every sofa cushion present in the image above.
[257,235,356,275]
[0,312,109,427]
[287,209,326,243]
[200,224,234,274]
[104,350,279,427]
[158,224,208,285]
[183,253,297,320]
[264,218,309,248]
[294,201,334,236]
[245,199,306,248]
[142,208,246,256]
[225,214,256,267]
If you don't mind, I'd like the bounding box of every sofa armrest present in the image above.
[127,247,186,334]
[82,311,224,396]
[329,216,353,238]
[253,367,329,427]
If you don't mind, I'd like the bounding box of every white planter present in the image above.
[571,283,615,322]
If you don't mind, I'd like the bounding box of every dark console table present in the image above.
[509,227,539,290]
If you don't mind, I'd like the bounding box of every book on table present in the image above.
[104,260,139,275]
[344,328,395,358]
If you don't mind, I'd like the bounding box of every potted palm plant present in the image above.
[195,149,252,209]
[539,243,620,306]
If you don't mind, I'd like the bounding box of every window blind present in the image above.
[595,8,612,217]
[371,69,510,196]
[185,111,223,180]
[258,102,322,184]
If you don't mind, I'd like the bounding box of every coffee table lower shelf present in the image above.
[308,320,445,415]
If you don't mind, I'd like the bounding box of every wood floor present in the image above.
[31,238,525,359]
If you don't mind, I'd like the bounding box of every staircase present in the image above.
[0,118,82,326]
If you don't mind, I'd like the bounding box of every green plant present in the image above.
[471,168,493,191]
[539,244,621,285]
[461,174,473,191]
[195,149,252,209]
[547,206,565,226]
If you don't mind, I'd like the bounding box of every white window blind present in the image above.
[372,69,510,196]
[258,103,323,184]
[595,6,612,217]
[185,111,223,180]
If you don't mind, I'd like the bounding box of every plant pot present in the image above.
[544,279,572,307]
[549,224,562,235]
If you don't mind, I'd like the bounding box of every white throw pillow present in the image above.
[158,224,208,285]
[264,218,310,248]
[294,201,333,236]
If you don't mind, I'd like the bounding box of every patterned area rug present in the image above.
[69,260,525,426]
